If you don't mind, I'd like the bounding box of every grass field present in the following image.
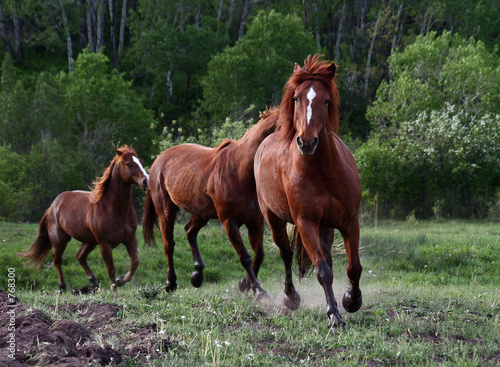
[1,219,499,366]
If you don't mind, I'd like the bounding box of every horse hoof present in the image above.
[283,291,301,310]
[115,276,126,287]
[342,290,362,313]
[59,282,67,291]
[238,277,251,293]
[165,281,177,293]
[190,271,203,288]
[328,316,348,333]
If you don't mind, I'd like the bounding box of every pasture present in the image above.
[0,220,499,366]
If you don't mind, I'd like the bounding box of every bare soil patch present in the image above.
[0,289,173,366]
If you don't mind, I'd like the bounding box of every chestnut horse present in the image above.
[143,109,278,297]
[20,145,149,291]
[254,55,362,330]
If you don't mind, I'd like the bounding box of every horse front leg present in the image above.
[296,218,346,331]
[265,213,300,309]
[340,219,363,313]
[239,215,265,293]
[222,218,269,299]
[99,243,117,290]
[115,236,139,287]
[184,215,208,288]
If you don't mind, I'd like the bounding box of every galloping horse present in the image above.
[20,145,149,291]
[254,55,363,330]
[143,109,278,297]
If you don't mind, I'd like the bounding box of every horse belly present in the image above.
[51,192,97,244]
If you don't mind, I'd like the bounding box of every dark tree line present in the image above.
[0,0,498,221]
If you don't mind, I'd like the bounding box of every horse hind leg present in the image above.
[222,218,269,300]
[51,233,71,291]
[184,215,208,288]
[159,201,179,292]
[239,215,265,293]
[76,243,99,288]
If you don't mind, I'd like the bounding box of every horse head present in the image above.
[114,146,149,190]
[282,55,339,155]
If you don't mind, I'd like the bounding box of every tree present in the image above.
[358,31,500,218]
[200,10,316,124]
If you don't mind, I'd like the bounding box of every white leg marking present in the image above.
[306,87,316,125]
[132,156,149,180]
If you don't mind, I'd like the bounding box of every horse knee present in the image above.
[316,260,333,285]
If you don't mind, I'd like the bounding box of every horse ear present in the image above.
[293,63,303,74]
[113,147,123,156]
[327,62,336,78]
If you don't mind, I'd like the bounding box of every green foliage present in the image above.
[358,31,500,218]
[201,10,316,123]
[0,51,157,221]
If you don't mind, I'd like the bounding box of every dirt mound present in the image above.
[0,289,174,366]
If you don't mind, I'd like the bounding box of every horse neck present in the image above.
[236,113,277,158]
[101,164,133,212]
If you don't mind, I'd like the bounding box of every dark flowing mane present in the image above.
[89,145,136,204]
[279,54,340,134]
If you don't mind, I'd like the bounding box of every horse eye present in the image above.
[126,163,132,167]
[324,99,330,105]
[293,97,298,103]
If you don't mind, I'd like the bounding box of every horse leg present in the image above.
[296,218,346,330]
[99,243,117,290]
[159,202,179,292]
[184,215,208,288]
[76,242,99,288]
[115,236,139,287]
[52,240,69,291]
[265,212,300,309]
[222,218,269,299]
[239,215,265,293]
[340,219,363,313]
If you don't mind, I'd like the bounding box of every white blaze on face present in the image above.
[132,156,149,180]
[306,87,317,125]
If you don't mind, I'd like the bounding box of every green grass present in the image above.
[1,219,499,366]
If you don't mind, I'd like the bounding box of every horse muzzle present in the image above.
[297,136,319,155]
[139,177,148,190]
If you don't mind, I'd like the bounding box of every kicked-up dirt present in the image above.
[0,289,173,366]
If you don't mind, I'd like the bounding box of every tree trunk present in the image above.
[117,0,128,72]
[96,0,105,52]
[78,0,88,47]
[0,4,10,55]
[334,0,346,63]
[87,0,96,52]
[238,0,249,40]
[217,0,224,22]
[302,0,308,26]
[10,3,22,58]
[364,8,382,99]
[59,0,74,72]
[195,4,201,28]
[108,0,116,68]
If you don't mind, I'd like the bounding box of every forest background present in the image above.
[0,0,498,222]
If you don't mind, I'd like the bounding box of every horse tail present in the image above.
[18,212,52,270]
[142,189,158,247]
[290,226,313,278]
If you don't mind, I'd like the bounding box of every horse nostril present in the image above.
[297,136,304,148]
[311,137,319,149]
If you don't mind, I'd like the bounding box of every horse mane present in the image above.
[89,145,136,204]
[278,54,340,134]
[214,139,234,153]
